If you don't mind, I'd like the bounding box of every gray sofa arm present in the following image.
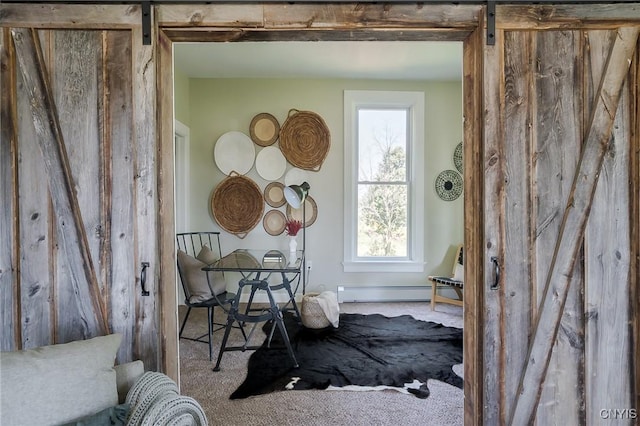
[114,360,145,403]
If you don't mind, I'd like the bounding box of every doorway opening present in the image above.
[159,23,482,426]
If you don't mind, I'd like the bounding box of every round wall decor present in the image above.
[256,146,287,181]
[264,182,286,207]
[279,109,330,171]
[435,170,463,201]
[214,131,255,175]
[454,142,463,173]
[211,173,264,238]
[263,210,287,236]
[286,195,318,227]
[249,113,280,147]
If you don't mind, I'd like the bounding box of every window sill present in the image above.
[342,260,425,273]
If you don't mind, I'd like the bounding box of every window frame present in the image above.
[343,90,425,273]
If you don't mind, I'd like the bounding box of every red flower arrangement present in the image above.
[285,219,303,236]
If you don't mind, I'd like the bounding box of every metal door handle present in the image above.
[490,256,500,290]
[140,262,150,296]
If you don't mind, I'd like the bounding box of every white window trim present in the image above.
[343,90,425,273]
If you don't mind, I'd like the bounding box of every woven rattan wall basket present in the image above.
[279,109,330,171]
[211,172,264,238]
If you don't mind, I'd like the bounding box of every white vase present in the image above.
[288,236,298,262]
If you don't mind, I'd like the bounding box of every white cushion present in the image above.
[0,334,122,426]
[177,248,226,303]
[452,263,464,282]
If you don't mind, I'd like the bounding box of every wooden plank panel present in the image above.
[584,30,633,422]
[156,4,263,27]
[263,3,481,29]
[0,4,139,28]
[132,21,160,372]
[462,21,485,426]
[533,30,585,425]
[11,28,108,337]
[0,28,19,351]
[104,30,136,364]
[631,43,640,416]
[161,28,472,43]
[157,3,482,29]
[157,27,178,381]
[509,26,639,425]
[497,4,640,30]
[15,43,53,350]
[50,30,103,343]
[501,30,534,420]
[481,27,505,426]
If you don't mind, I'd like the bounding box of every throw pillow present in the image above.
[196,245,226,296]
[177,249,226,303]
[0,334,122,426]
[195,244,218,265]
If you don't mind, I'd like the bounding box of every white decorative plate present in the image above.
[284,167,311,187]
[256,146,287,181]
[214,131,255,175]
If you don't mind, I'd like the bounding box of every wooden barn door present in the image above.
[483,23,640,425]
[0,7,165,373]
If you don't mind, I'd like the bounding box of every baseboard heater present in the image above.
[337,285,431,303]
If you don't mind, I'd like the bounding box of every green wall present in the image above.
[174,68,190,126]
[176,77,463,295]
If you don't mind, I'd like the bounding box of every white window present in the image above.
[343,90,425,273]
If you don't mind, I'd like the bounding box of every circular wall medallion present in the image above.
[211,174,264,238]
[454,142,463,173]
[279,109,330,171]
[263,210,287,236]
[435,170,463,201]
[214,131,255,175]
[264,182,286,207]
[249,113,280,147]
[286,195,318,227]
[256,146,287,181]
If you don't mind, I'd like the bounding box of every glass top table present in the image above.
[203,249,304,274]
[201,248,303,371]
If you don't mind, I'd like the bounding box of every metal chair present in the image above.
[176,232,244,361]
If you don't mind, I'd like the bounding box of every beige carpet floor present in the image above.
[178,301,464,426]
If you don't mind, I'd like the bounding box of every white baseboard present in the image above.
[337,285,430,303]
[337,284,460,303]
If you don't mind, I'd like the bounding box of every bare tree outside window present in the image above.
[357,109,409,257]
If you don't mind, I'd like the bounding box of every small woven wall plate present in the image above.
[249,113,280,147]
[279,109,330,171]
[264,182,286,207]
[435,169,463,201]
[263,209,287,236]
[286,195,318,227]
[214,131,255,175]
[211,172,264,238]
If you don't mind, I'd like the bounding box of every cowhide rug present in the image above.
[230,312,463,399]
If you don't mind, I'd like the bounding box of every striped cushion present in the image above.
[429,276,464,288]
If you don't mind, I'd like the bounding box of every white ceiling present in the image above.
[174,41,463,81]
